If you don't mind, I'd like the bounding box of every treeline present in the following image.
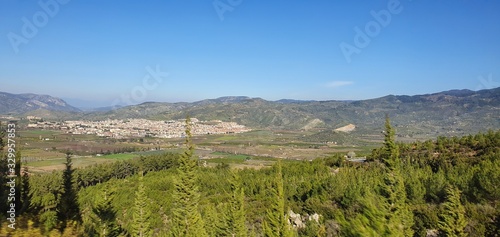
[0,120,499,236]
[0,148,180,236]
[74,153,179,187]
[69,147,145,157]
[97,147,143,156]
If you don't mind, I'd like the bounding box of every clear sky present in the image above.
[1,0,499,108]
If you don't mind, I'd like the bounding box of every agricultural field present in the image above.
[16,128,377,172]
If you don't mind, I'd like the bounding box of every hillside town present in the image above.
[27,118,251,138]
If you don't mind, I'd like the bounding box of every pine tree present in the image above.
[337,189,389,237]
[383,170,414,236]
[58,152,80,224]
[438,186,467,237]
[381,114,399,168]
[92,190,121,237]
[14,149,22,214]
[19,161,31,214]
[0,122,6,218]
[170,117,208,237]
[203,203,224,237]
[0,121,4,151]
[380,116,414,237]
[132,172,152,237]
[227,170,247,237]
[33,172,63,232]
[263,160,294,237]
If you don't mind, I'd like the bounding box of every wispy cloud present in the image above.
[326,81,354,88]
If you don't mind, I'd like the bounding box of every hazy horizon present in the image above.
[62,86,499,109]
[4,86,497,109]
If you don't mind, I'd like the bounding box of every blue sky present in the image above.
[1,0,499,108]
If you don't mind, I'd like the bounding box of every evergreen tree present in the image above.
[14,149,21,214]
[381,114,399,168]
[30,172,63,232]
[263,160,294,237]
[132,172,152,237]
[380,116,414,237]
[382,170,414,236]
[0,121,4,151]
[92,190,121,237]
[337,189,389,237]
[170,117,208,237]
[438,186,467,237]
[203,203,228,236]
[58,152,80,224]
[0,122,7,217]
[227,169,247,237]
[19,162,31,214]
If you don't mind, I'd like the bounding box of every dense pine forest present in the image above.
[1,118,499,236]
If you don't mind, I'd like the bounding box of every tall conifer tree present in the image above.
[132,172,152,237]
[227,170,247,237]
[170,117,208,237]
[263,160,294,237]
[381,115,414,236]
[382,114,399,168]
[14,150,22,214]
[438,186,467,237]
[0,122,7,216]
[92,190,121,236]
[58,152,80,224]
[20,162,31,214]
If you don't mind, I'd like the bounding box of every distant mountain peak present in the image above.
[0,91,80,114]
[213,96,252,102]
[276,99,318,104]
[439,89,475,97]
[217,96,250,99]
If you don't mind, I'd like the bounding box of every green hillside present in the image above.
[1,128,498,236]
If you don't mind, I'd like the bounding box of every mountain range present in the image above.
[1,88,499,138]
[0,92,80,114]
